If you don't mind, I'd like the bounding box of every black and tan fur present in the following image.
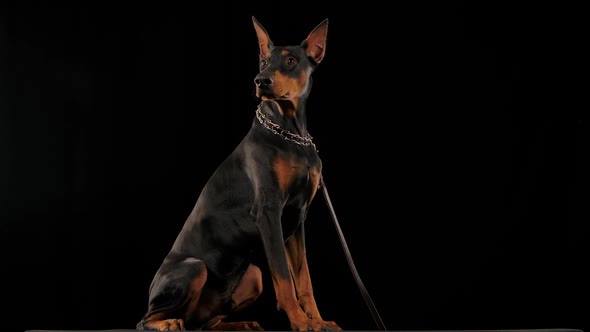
[136,17,339,331]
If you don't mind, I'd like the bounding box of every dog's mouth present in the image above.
[258,91,291,100]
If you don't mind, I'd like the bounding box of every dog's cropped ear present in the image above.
[302,18,328,65]
[252,16,273,60]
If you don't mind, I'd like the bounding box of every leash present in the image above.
[320,176,388,331]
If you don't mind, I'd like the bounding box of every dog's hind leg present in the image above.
[137,256,207,331]
[204,264,265,331]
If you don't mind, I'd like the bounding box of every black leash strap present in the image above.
[320,177,388,331]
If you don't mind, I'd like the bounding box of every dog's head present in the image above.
[252,17,328,105]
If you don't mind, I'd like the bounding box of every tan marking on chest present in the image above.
[309,166,321,201]
[273,157,304,192]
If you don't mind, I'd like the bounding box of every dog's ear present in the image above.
[252,16,273,60]
[302,18,328,65]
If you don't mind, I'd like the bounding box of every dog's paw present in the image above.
[320,321,342,331]
[140,318,185,331]
[241,321,265,331]
[291,319,342,331]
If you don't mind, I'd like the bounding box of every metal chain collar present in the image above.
[255,106,315,147]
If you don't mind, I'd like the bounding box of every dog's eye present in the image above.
[260,59,268,68]
[286,57,297,66]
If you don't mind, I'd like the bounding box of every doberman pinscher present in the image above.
[136,17,340,331]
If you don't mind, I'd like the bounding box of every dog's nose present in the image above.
[254,76,273,88]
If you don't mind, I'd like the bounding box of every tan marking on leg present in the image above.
[286,229,321,320]
[271,272,303,317]
[231,264,263,311]
[184,265,208,321]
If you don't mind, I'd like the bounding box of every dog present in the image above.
[136,16,341,331]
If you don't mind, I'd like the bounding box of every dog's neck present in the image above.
[256,99,317,150]
[258,99,309,138]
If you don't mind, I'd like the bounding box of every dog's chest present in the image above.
[272,150,321,203]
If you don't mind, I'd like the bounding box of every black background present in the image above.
[1,1,586,332]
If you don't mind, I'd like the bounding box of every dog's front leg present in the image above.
[286,222,342,331]
[254,202,319,331]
